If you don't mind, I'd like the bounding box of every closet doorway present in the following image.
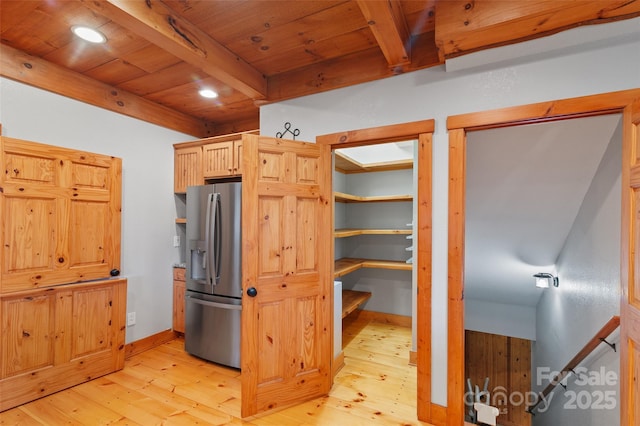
[463,114,622,425]
[316,119,435,420]
[446,89,640,425]
[333,140,414,373]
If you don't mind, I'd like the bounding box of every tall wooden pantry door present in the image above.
[240,134,333,417]
[1,136,122,292]
[622,97,640,425]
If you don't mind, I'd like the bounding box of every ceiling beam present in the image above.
[267,47,390,103]
[81,0,267,100]
[266,31,441,104]
[356,0,411,72]
[435,0,640,59]
[0,44,212,137]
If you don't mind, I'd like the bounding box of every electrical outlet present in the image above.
[173,235,180,247]
[127,312,136,326]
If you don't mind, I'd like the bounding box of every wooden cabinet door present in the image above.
[203,140,243,178]
[0,278,127,411]
[241,135,332,417]
[203,141,233,178]
[1,137,122,293]
[173,268,186,333]
[173,280,185,333]
[66,285,114,360]
[232,139,243,175]
[1,293,56,378]
[174,146,203,193]
[622,97,640,425]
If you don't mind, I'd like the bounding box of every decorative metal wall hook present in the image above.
[599,337,617,352]
[276,122,300,140]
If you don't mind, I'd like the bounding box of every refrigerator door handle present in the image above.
[207,192,221,286]
[203,192,213,275]
[185,294,242,311]
[214,193,222,285]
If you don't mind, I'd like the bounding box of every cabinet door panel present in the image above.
[3,151,56,184]
[1,294,55,378]
[69,200,108,267]
[3,196,57,273]
[174,146,202,193]
[71,162,110,189]
[71,286,112,358]
[203,141,233,177]
[173,279,185,333]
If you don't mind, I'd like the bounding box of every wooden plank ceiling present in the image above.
[1,0,638,137]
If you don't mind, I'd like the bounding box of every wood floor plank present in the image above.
[113,362,243,418]
[9,401,84,425]
[260,392,422,426]
[35,388,125,424]
[0,320,432,425]
[0,407,44,425]
[71,377,173,424]
[332,376,417,419]
[106,370,244,424]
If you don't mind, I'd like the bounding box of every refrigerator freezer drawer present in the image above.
[184,293,242,369]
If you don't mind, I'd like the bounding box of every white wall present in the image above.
[465,299,536,341]
[0,77,191,344]
[532,120,622,425]
[260,20,640,405]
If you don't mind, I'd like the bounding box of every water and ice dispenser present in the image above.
[188,240,207,282]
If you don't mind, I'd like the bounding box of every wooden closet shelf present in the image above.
[175,218,187,224]
[334,151,413,174]
[335,228,412,238]
[334,258,412,278]
[334,192,412,203]
[342,289,372,318]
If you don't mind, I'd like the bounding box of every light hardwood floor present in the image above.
[1,312,431,425]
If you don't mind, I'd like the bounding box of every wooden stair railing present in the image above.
[526,315,620,414]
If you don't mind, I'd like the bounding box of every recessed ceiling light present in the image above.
[199,89,219,99]
[71,26,106,44]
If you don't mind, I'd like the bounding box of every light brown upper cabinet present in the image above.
[174,130,257,193]
[0,136,122,294]
[174,146,203,193]
[202,139,243,178]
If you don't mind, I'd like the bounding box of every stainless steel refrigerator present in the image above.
[185,182,242,368]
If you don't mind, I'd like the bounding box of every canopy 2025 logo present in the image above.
[537,366,617,411]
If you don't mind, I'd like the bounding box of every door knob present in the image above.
[247,287,258,297]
